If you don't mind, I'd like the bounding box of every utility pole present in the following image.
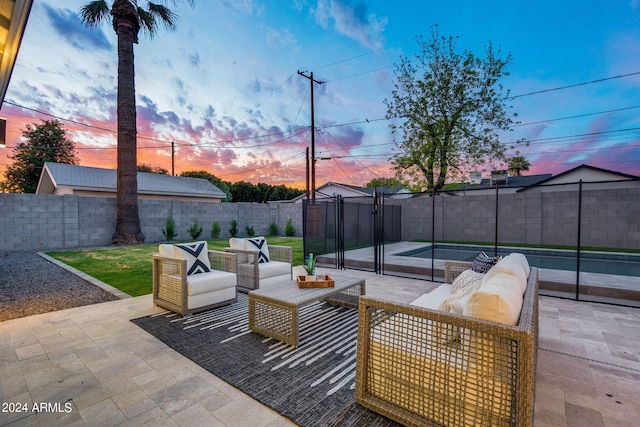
[171,141,175,176]
[298,70,324,202]
[305,146,310,200]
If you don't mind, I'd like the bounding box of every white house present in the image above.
[36,162,226,202]
[520,164,639,192]
[291,182,405,203]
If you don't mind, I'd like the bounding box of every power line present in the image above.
[509,71,640,99]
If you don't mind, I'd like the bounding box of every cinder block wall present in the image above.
[1,186,638,251]
[0,194,303,250]
[397,187,640,250]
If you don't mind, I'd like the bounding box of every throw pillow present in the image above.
[246,236,270,263]
[471,251,501,274]
[450,269,484,293]
[174,241,212,275]
[439,279,482,313]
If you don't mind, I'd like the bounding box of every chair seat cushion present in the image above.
[184,270,236,296]
[238,260,291,279]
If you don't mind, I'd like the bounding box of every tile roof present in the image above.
[40,162,226,198]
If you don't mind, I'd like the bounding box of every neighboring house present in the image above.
[519,164,639,192]
[36,162,226,202]
[440,172,552,196]
[291,182,405,203]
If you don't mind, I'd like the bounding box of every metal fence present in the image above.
[302,178,640,308]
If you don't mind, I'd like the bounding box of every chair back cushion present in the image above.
[245,236,270,263]
[173,241,212,275]
[158,244,175,257]
[229,238,246,250]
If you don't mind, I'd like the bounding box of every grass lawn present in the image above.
[46,237,303,297]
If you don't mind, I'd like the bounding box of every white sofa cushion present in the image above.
[173,241,212,275]
[410,284,452,310]
[485,254,528,295]
[464,272,523,325]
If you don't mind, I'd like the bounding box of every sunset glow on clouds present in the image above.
[1,0,639,190]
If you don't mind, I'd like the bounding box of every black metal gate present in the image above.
[302,191,400,273]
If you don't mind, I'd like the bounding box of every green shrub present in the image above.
[162,215,178,241]
[269,222,278,236]
[245,226,255,237]
[210,221,221,239]
[229,219,238,237]
[187,218,203,240]
[285,218,296,236]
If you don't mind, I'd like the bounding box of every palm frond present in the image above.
[79,0,111,28]
[148,3,178,30]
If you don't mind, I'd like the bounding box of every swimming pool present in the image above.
[394,244,640,277]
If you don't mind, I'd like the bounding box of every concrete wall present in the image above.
[0,194,303,250]
[2,182,638,251]
[395,184,640,250]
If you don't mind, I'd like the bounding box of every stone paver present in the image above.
[1,266,639,426]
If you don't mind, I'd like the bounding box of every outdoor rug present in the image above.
[131,293,400,427]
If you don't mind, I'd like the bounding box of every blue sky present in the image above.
[1,0,639,188]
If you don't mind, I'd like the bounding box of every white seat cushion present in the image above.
[410,284,452,310]
[186,270,237,296]
[240,260,290,279]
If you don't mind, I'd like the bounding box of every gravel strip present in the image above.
[0,251,119,322]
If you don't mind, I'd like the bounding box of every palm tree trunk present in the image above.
[112,0,144,244]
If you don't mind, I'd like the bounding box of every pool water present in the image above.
[395,244,640,277]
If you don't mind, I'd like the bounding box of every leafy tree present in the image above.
[385,27,521,192]
[138,164,168,174]
[180,170,232,201]
[2,120,79,193]
[230,180,256,202]
[80,0,194,245]
[365,177,402,188]
[508,155,531,176]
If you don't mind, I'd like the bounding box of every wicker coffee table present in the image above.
[248,275,366,347]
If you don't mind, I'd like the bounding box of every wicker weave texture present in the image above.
[152,250,238,316]
[248,276,365,347]
[355,266,539,427]
[225,244,292,292]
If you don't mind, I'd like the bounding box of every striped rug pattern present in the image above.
[132,293,398,427]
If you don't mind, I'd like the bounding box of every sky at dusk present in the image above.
[1,0,639,189]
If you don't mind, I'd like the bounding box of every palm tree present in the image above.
[508,155,531,176]
[80,0,194,244]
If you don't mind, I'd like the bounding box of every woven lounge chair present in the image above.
[224,237,292,293]
[153,242,238,316]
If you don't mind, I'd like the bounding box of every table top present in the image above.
[248,275,365,306]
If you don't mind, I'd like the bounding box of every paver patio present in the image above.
[1,266,639,426]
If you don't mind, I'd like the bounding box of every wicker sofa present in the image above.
[355,258,539,427]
